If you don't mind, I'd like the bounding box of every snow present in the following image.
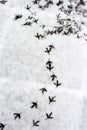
[0,0,87,130]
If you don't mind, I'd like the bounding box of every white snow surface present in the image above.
[0,0,87,130]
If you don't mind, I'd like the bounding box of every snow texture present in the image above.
[0,0,87,130]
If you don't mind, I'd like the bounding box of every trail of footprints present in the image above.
[0,0,87,129]
[12,0,87,42]
[45,44,62,88]
[0,43,62,130]
[0,2,63,129]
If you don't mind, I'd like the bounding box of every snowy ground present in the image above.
[0,0,87,130]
